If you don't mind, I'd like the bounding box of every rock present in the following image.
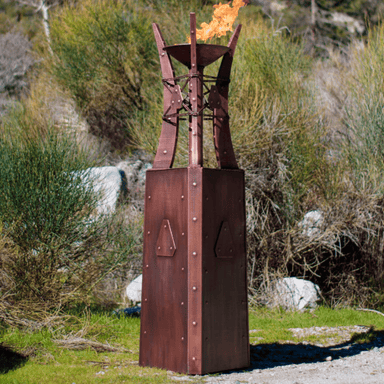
[298,210,324,238]
[271,277,321,311]
[74,166,127,219]
[125,274,142,303]
[116,158,152,208]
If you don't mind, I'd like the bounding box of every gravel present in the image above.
[169,327,384,384]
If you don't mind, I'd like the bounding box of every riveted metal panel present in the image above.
[201,168,249,374]
[187,167,203,374]
[139,168,188,373]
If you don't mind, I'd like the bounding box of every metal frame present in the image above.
[139,13,249,375]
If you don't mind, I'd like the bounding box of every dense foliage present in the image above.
[1,0,384,320]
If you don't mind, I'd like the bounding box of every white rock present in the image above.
[299,210,324,238]
[74,166,126,218]
[331,12,365,34]
[126,274,142,303]
[272,277,320,311]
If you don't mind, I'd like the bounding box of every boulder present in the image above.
[116,158,152,208]
[299,210,324,238]
[126,274,142,303]
[74,166,127,218]
[271,277,320,311]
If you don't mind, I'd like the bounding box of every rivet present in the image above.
[224,227,227,231]
[168,117,171,120]
[190,83,193,87]
[206,197,209,200]
[181,302,184,305]
[205,270,208,274]
[205,300,208,304]
[147,231,150,235]
[192,321,197,325]
[192,251,197,256]
[175,89,177,93]
[192,97,196,101]
[158,246,161,250]
[220,117,223,121]
[181,267,185,271]
[144,298,148,302]
[164,225,167,228]
[161,52,165,56]
[148,195,151,199]
[218,248,221,252]
[239,199,242,203]
[230,249,233,252]
[193,182,197,186]
[224,151,227,155]
[193,132,197,136]
[205,235,208,239]
[181,337,184,341]
[163,150,167,154]
[146,264,149,268]
[178,100,181,103]
[192,286,197,291]
[172,100,174,104]
[182,232,185,236]
[170,247,173,250]
[242,301,245,304]
[144,331,147,334]
[192,357,196,361]
[193,217,197,222]
[181,195,185,200]
[192,64,195,67]
[191,31,194,34]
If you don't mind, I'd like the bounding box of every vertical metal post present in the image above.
[189,13,203,167]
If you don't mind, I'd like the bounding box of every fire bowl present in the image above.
[163,44,230,68]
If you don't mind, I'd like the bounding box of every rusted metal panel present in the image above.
[139,168,188,373]
[201,168,249,374]
[156,219,176,257]
[215,221,235,258]
[187,167,203,374]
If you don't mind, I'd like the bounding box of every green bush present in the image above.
[49,0,158,152]
[0,106,142,313]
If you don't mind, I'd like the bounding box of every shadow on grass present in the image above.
[0,344,29,374]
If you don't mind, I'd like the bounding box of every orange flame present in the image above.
[189,0,246,43]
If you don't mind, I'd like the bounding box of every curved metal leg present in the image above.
[211,25,242,169]
[152,23,179,169]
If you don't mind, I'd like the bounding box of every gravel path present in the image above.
[170,327,384,384]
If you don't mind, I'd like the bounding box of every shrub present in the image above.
[49,0,158,153]
[0,107,142,323]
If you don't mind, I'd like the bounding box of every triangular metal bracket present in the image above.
[156,219,176,257]
[215,221,235,258]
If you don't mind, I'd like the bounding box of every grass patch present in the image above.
[1,306,384,383]
[249,306,384,345]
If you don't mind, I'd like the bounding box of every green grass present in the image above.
[249,306,384,345]
[1,306,384,383]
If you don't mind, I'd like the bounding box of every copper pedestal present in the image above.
[139,13,249,375]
